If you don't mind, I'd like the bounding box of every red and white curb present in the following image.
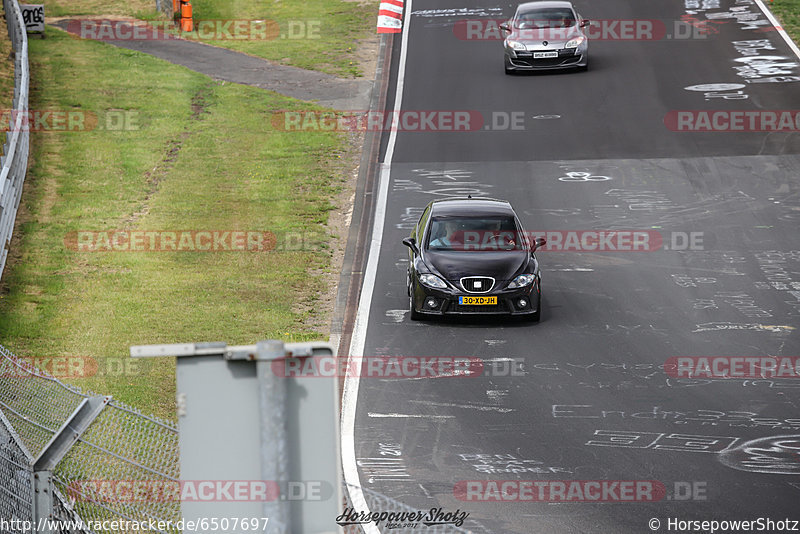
[377,0,404,33]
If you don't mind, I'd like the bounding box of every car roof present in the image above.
[516,1,575,12]
[428,197,517,217]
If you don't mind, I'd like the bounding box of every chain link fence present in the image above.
[0,344,180,533]
[153,0,176,19]
[0,340,484,534]
[51,400,181,530]
[0,407,33,526]
[0,0,30,283]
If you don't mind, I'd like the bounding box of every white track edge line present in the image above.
[341,0,413,531]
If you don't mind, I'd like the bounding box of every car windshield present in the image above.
[515,8,576,29]
[427,216,524,251]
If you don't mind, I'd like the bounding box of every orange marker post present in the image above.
[180,1,193,33]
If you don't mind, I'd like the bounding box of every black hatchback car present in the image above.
[402,198,546,321]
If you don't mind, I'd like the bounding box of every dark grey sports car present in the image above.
[501,0,589,73]
[402,198,546,321]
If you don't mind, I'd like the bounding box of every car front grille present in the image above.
[513,49,580,67]
[460,276,495,293]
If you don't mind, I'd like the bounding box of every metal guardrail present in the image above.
[0,0,30,283]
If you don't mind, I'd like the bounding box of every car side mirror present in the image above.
[580,19,590,27]
[532,237,547,251]
[499,22,511,32]
[402,237,419,255]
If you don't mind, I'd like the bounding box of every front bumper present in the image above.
[412,278,540,316]
[505,48,587,70]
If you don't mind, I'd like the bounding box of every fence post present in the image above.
[257,340,290,531]
[31,471,53,533]
[30,395,110,531]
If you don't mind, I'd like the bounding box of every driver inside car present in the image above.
[429,221,463,248]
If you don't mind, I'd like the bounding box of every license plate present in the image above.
[534,51,559,58]
[459,296,497,305]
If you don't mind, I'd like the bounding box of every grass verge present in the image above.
[184,0,377,77]
[45,0,378,77]
[771,0,800,43]
[43,0,157,19]
[0,26,351,420]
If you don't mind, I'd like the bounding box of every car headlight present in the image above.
[507,40,526,51]
[508,274,535,289]
[565,36,585,48]
[419,274,447,289]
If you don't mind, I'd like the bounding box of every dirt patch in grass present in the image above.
[125,82,216,226]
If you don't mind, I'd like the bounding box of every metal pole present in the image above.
[32,470,53,533]
[257,340,289,533]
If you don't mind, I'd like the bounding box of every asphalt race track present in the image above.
[346,0,800,532]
